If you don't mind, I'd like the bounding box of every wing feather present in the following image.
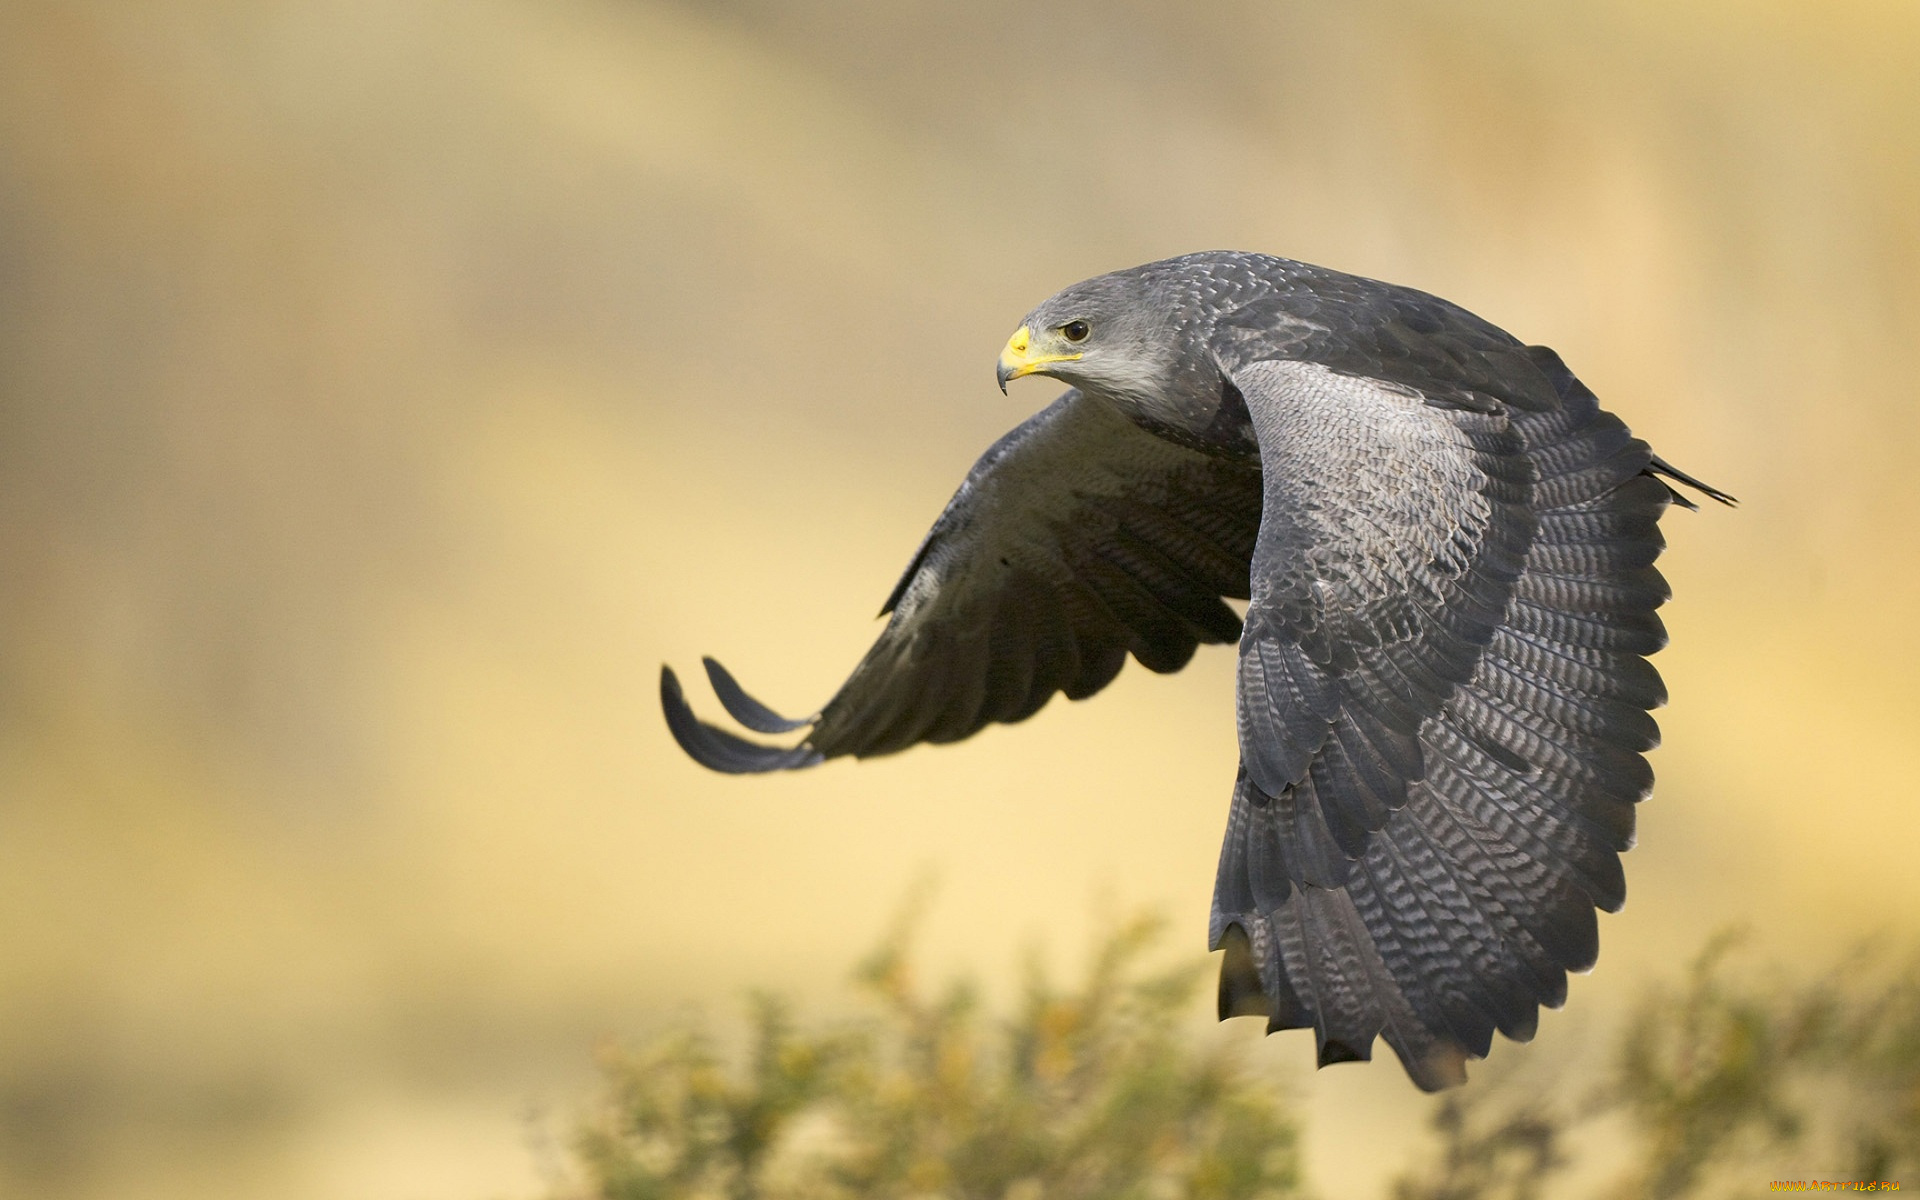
[1211,344,1721,1087]
[702,657,813,733]
[662,390,1263,773]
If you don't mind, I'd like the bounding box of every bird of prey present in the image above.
[661,252,1731,1090]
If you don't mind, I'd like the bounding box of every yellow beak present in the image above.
[996,325,1082,393]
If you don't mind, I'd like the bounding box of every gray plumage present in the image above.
[661,252,1732,1090]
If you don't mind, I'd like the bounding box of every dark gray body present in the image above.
[662,253,1730,1089]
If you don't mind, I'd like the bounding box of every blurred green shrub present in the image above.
[1603,933,1920,1196]
[560,907,1300,1200]
[1394,933,1920,1200]
[552,922,1920,1200]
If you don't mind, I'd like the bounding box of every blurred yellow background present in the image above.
[2,1,1916,1197]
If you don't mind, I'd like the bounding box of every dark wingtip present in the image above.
[660,664,824,774]
[1216,924,1274,1021]
[1317,1036,1372,1068]
[702,657,813,733]
[1647,455,1737,509]
[1402,1040,1472,1092]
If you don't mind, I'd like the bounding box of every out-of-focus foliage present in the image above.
[1388,1089,1565,1200]
[562,925,1920,1200]
[561,911,1302,1200]
[1393,934,1920,1199]
[1603,934,1920,1197]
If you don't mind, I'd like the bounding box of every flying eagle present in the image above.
[660,252,1731,1090]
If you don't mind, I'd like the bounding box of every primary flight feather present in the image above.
[661,252,1731,1090]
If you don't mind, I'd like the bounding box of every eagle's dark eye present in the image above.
[1061,320,1091,343]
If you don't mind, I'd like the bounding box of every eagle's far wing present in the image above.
[662,389,1263,772]
[1213,354,1674,1090]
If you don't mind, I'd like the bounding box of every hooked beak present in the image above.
[996,325,1081,394]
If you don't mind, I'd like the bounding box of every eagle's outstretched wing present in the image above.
[661,389,1263,772]
[1211,349,1688,1089]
